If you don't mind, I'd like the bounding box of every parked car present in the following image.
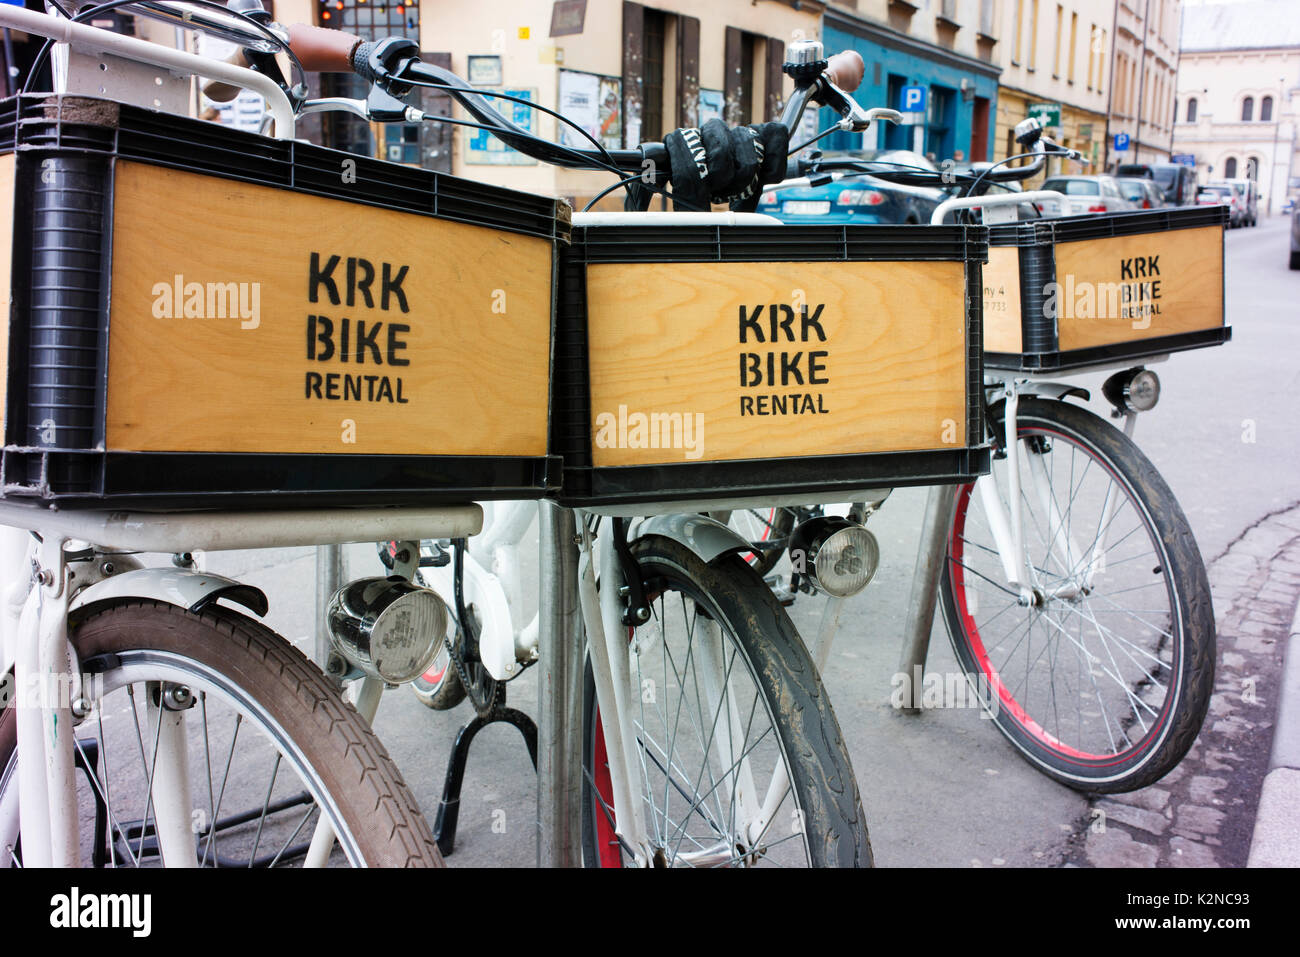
[756,149,947,225]
[1117,162,1200,205]
[1221,178,1259,226]
[1291,204,1299,270]
[1117,176,1167,210]
[1197,183,1245,227]
[1036,175,1133,216]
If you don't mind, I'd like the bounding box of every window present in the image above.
[1053,4,1063,77]
[925,85,955,160]
[1028,0,1039,70]
[1186,96,1197,123]
[1086,23,1096,88]
[1242,96,1254,121]
[1261,96,1274,122]
[1247,157,1259,179]
[641,9,667,141]
[1013,0,1024,64]
[1068,13,1078,82]
[1097,29,1106,94]
[1224,157,1238,178]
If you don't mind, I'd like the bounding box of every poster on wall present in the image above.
[558,69,622,150]
[698,89,724,125]
[465,89,539,165]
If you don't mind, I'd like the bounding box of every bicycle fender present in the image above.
[633,514,750,565]
[1011,382,1090,403]
[68,568,269,619]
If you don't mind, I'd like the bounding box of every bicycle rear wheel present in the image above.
[0,600,441,867]
[940,398,1215,793]
[580,537,870,867]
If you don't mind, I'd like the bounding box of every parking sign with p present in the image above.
[901,85,927,113]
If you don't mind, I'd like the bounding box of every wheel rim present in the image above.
[585,569,812,867]
[2,650,366,867]
[946,421,1182,769]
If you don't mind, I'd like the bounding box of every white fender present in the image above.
[68,567,268,619]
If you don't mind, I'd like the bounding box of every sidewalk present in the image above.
[1247,594,1300,866]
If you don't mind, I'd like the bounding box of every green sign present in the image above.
[1028,102,1062,129]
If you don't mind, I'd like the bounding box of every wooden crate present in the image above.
[982,206,1231,372]
[552,223,991,508]
[0,95,564,507]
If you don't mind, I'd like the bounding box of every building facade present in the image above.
[345,0,828,208]
[1105,0,1181,168]
[816,2,1001,163]
[1172,0,1300,215]
[992,0,1114,183]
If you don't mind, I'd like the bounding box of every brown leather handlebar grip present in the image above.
[201,48,251,103]
[286,22,363,73]
[825,50,864,93]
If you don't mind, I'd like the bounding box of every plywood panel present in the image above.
[0,154,13,433]
[584,259,969,467]
[1053,225,1223,351]
[982,245,1023,353]
[106,161,552,455]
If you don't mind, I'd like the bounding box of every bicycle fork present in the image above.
[897,383,1141,702]
[574,519,797,867]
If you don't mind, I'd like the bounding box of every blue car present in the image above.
[756,149,948,225]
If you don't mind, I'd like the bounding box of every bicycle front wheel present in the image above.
[0,600,441,867]
[580,537,870,867]
[940,397,1215,793]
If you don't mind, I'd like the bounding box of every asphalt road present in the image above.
[197,213,1299,867]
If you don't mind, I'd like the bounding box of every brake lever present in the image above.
[298,86,423,123]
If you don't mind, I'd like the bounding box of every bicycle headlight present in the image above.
[1103,368,1161,413]
[327,577,447,684]
[790,517,879,598]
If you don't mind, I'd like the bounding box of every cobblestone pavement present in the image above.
[1066,501,1300,867]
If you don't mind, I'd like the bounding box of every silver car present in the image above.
[1037,175,1134,217]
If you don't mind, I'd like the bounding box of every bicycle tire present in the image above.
[940,398,1215,793]
[0,600,441,867]
[579,536,870,867]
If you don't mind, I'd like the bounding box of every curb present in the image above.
[1247,598,1300,866]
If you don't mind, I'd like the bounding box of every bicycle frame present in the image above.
[895,191,1174,708]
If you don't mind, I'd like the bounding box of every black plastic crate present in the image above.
[552,222,991,508]
[982,205,1231,372]
[0,95,565,508]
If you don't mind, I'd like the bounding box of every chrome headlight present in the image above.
[326,577,447,684]
[790,517,880,598]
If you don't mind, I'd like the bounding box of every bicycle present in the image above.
[1,0,935,867]
[728,125,1225,794]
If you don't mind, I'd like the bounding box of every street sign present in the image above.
[1028,102,1061,129]
[1114,132,1130,152]
[1171,153,1196,167]
[900,85,927,113]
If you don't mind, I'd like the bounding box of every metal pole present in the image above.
[536,501,583,867]
[314,544,343,668]
[897,484,960,714]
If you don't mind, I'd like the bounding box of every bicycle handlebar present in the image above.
[285,22,363,73]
